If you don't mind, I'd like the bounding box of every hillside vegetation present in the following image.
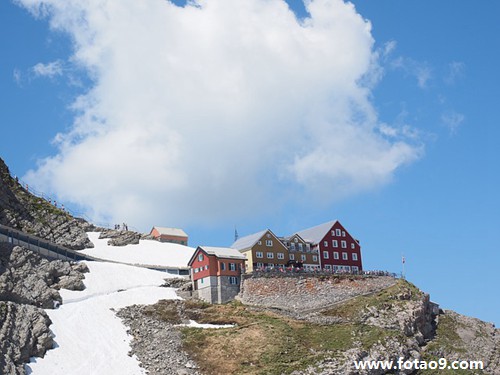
[123,278,498,374]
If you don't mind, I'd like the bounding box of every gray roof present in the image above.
[152,227,188,237]
[199,246,247,260]
[294,220,338,244]
[230,229,268,251]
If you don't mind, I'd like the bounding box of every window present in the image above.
[352,253,358,261]
[298,243,303,251]
[351,243,355,249]
[341,240,347,248]
[301,254,306,261]
[325,265,332,270]
[205,265,209,270]
[220,262,226,271]
[229,276,238,285]
[291,243,296,250]
[331,230,335,236]
[336,229,341,236]
[198,253,204,261]
[332,240,338,247]
[258,240,262,245]
[352,266,359,273]
[342,231,346,237]
[277,253,284,259]
[294,237,298,243]
[267,263,274,267]
[267,252,274,259]
[200,278,204,284]
[266,240,273,246]
[342,252,348,260]
[323,251,329,259]
[312,255,318,262]
[229,263,236,271]
[289,254,295,260]
[306,244,311,251]
[266,233,271,238]
[333,252,339,260]
[256,262,264,268]
[323,241,328,247]
[256,251,264,258]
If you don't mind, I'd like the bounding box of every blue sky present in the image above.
[1,0,499,326]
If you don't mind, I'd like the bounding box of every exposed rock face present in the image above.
[117,302,201,375]
[0,157,94,250]
[423,310,500,374]
[0,243,89,374]
[98,229,142,246]
[0,243,88,308]
[0,301,53,375]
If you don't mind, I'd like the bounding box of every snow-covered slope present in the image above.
[81,232,195,268]
[26,261,180,375]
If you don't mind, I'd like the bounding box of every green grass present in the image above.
[417,313,484,374]
[321,279,423,322]
[144,300,407,375]
[424,313,467,355]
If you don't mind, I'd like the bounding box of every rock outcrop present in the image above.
[0,301,53,375]
[0,243,88,308]
[98,228,142,246]
[121,277,499,375]
[0,157,94,250]
[0,243,89,374]
[117,301,201,375]
[423,310,500,373]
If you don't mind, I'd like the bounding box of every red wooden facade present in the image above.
[188,247,245,282]
[316,221,362,272]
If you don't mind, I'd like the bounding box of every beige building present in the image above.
[231,229,288,272]
[280,234,320,270]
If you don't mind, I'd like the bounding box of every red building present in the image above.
[187,246,246,304]
[294,220,362,273]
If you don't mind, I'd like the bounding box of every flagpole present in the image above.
[401,253,406,280]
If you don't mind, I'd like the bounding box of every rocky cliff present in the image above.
[119,275,499,375]
[0,157,94,250]
[0,243,89,374]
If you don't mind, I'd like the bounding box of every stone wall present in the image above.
[238,274,397,312]
[217,276,240,304]
[196,276,219,304]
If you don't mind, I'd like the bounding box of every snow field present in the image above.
[27,261,181,375]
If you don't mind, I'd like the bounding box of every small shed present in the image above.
[150,226,188,246]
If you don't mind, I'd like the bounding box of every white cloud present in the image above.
[389,56,432,89]
[20,0,422,230]
[444,61,465,85]
[441,111,465,135]
[13,68,23,85]
[32,60,63,78]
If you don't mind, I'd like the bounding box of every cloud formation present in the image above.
[441,111,465,135]
[32,60,63,78]
[19,0,422,229]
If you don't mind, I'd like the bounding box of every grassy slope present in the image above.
[146,280,420,374]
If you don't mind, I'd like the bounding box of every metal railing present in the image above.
[0,223,99,262]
